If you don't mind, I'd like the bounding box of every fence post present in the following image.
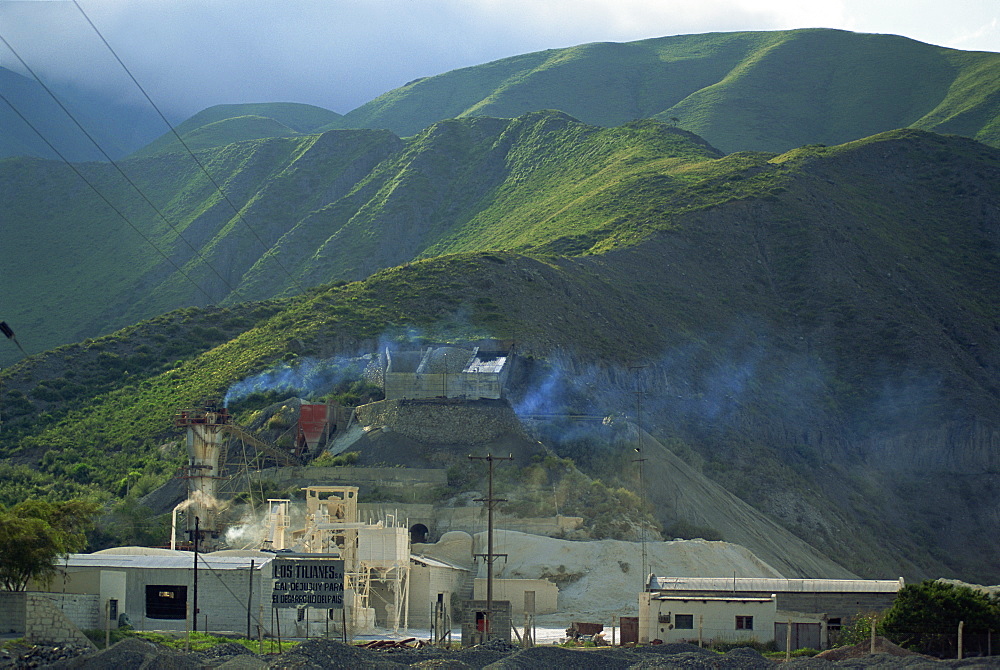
[869,615,875,655]
[785,619,792,661]
[958,620,964,660]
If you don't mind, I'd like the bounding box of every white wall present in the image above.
[473,578,558,615]
[409,564,468,628]
[641,594,777,645]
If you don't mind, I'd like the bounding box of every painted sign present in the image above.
[270,558,345,608]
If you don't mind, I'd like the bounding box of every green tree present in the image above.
[879,580,1000,658]
[0,499,99,591]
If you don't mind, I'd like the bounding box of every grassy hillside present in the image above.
[2,128,999,582]
[0,115,726,361]
[132,103,344,157]
[341,29,1000,152]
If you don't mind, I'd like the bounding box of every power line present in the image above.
[0,32,235,302]
[0,89,216,303]
[70,0,308,296]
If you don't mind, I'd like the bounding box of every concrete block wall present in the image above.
[461,599,512,646]
[0,592,26,634]
[44,593,101,631]
[24,593,97,649]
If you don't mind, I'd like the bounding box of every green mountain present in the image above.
[3,28,1000,583]
[132,103,344,157]
[0,113,720,360]
[341,29,1000,152]
[2,122,999,583]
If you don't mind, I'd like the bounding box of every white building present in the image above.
[53,548,288,636]
[639,592,777,645]
[383,343,512,401]
[644,575,905,649]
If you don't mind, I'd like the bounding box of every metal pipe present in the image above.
[170,502,183,550]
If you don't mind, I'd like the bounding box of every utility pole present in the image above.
[193,516,200,633]
[469,453,512,641]
[630,366,648,584]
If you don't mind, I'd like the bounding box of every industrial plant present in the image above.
[3,340,906,651]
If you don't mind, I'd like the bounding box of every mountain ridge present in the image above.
[2,126,998,582]
[340,29,1000,151]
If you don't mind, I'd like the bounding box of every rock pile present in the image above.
[2,637,999,669]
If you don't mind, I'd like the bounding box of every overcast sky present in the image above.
[2,0,998,120]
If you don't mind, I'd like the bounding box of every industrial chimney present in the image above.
[174,404,231,549]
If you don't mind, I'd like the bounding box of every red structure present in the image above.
[297,404,329,451]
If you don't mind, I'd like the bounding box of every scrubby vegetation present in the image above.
[1,100,999,584]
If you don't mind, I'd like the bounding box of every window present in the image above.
[674,614,694,629]
[735,615,754,630]
[145,585,187,620]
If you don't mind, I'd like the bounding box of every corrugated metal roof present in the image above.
[649,576,903,593]
[410,555,469,571]
[653,595,775,603]
[464,356,506,374]
[66,550,277,571]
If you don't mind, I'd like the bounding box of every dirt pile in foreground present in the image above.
[3,638,999,669]
[814,635,932,661]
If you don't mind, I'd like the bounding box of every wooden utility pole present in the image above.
[247,560,254,639]
[470,453,513,641]
[193,516,200,633]
[630,366,647,582]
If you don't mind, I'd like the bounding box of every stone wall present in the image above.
[24,593,97,649]
[42,593,101,631]
[356,399,527,445]
[252,466,446,488]
[358,503,583,542]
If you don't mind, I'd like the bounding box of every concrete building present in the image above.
[50,549,287,635]
[639,592,778,645]
[383,342,513,401]
[407,555,469,629]
[473,578,557,616]
[645,576,905,649]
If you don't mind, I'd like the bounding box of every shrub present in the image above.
[311,451,359,467]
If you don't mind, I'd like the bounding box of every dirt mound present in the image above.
[51,637,203,669]
[628,646,774,668]
[483,645,635,669]
[814,636,926,661]
[267,638,403,669]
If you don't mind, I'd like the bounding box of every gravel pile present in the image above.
[628,646,774,668]
[266,638,404,669]
[0,643,91,669]
[5,638,1000,669]
[199,642,256,661]
[483,645,636,669]
[45,638,203,669]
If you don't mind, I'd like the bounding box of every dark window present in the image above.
[675,614,694,629]
[145,585,187,620]
[735,615,753,630]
